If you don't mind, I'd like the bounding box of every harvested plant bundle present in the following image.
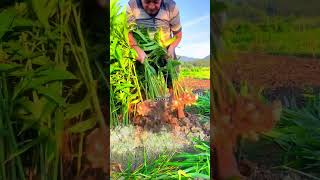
[132,28,168,99]
[166,59,185,98]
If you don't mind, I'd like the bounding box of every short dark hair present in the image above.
[142,0,161,3]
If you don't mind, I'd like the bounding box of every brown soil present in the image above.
[220,52,320,89]
[180,77,210,90]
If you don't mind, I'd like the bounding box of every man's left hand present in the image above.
[167,46,175,59]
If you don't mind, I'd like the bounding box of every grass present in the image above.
[111,138,210,179]
[264,93,320,176]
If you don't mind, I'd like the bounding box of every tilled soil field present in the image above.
[221,53,320,89]
[221,52,320,107]
[180,78,210,90]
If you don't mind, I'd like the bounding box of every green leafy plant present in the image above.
[111,138,210,179]
[265,94,320,173]
[0,1,106,179]
[110,0,142,126]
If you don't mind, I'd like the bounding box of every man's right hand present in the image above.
[133,46,147,64]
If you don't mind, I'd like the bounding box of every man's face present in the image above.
[142,0,162,16]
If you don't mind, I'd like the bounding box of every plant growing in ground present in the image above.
[0,0,105,179]
[265,94,320,174]
[111,138,210,179]
[110,0,142,126]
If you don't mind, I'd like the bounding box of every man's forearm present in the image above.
[128,32,138,47]
[169,31,182,49]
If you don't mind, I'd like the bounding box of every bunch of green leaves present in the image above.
[111,138,210,179]
[0,0,105,179]
[111,150,178,179]
[165,59,185,97]
[132,28,167,64]
[167,138,210,179]
[132,28,168,99]
[110,0,142,126]
[142,61,167,99]
[265,93,320,173]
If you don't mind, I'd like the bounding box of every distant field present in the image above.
[180,67,210,80]
[224,17,320,57]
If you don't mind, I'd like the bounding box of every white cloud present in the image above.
[176,41,210,59]
[177,29,210,58]
[182,31,210,43]
[183,15,210,28]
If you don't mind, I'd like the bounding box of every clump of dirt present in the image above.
[60,128,108,179]
[238,140,315,180]
[110,92,210,173]
[221,52,320,89]
[241,162,311,180]
[133,92,199,132]
[85,128,108,174]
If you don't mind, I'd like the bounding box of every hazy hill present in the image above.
[177,55,196,62]
[226,0,320,18]
[191,55,210,66]
[179,55,210,67]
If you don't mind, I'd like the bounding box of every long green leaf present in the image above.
[68,117,96,133]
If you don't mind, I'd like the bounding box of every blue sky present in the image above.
[118,0,210,59]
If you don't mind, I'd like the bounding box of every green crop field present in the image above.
[224,17,320,57]
[180,66,210,80]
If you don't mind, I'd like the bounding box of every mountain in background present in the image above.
[191,55,210,66]
[226,0,320,18]
[177,55,210,67]
[177,55,197,62]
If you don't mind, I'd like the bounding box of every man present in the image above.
[126,0,185,118]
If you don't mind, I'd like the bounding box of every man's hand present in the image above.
[134,46,147,64]
[167,46,175,59]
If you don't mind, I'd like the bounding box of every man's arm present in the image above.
[129,32,147,63]
[168,1,182,58]
[127,2,146,63]
[167,31,182,58]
